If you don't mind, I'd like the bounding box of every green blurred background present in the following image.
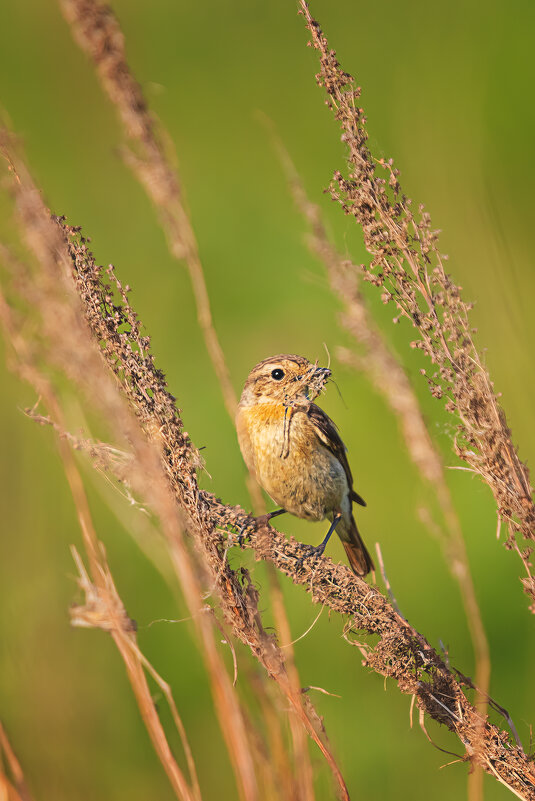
[1,1,534,799]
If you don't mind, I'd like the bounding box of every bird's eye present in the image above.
[271,368,285,380]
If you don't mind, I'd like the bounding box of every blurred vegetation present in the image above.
[0,1,534,799]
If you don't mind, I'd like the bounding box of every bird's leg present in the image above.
[297,511,342,567]
[235,508,286,547]
[252,507,287,530]
[251,508,287,527]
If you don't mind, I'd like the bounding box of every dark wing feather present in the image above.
[306,403,366,507]
[350,489,367,507]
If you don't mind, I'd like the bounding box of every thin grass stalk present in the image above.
[0,292,202,801]
[0,135,348,800]
[0,149,261,801]
[264,570,315,801]
[248,672,299,801]
[0,722,33,801]
[58,0,236,425]
[298,0,535,612]
[0,257,259,801]
[270,137,491,800]
[57,2,329,793]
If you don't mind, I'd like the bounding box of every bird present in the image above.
[235,354,374,576]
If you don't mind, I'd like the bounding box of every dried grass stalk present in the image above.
[272,136,490,798]
[0,137,347,799]
[59,0,238,421]
[58,215,349,796]
[0,722,33,801]
[0,260,204,801]
[239,519,535,800]
[57,1,330,794]
[0,146,261,801]
[72,544,202,801]
[298,1,535,611]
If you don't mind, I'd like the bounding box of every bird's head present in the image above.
[239,354,331,407]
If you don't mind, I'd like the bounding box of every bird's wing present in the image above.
[306,403,366,507]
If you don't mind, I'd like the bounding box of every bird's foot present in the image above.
[231,515,255,547]
[296,542,327,570]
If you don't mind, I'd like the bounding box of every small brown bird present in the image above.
[236,354,374,576]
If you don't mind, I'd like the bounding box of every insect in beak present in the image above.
[305,366,331,400]
[315,367,331,380]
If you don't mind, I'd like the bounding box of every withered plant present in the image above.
[298,1,535,611]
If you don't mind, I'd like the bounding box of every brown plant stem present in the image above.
[276,154,490,800]
[269,124,490,714]
[233,514,535,800]
[269,127,490,797]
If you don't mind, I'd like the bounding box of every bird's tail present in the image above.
[339,514,374,577]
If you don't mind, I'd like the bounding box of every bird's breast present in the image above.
[236,402,348,520]
[236,401,288,474]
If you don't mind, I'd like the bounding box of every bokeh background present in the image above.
[1,1,534,799]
